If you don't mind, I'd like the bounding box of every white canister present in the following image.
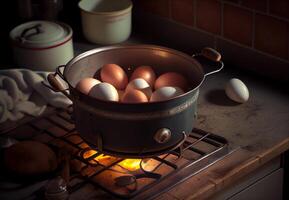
[79,0,133,45]
[10,21,74,72]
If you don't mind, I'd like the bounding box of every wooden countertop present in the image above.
[156,69,289,200]
[1,38,288,199]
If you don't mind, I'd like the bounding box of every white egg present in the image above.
[126,78,152,99]
[225,78,249,103]
[88,82,119,102]
[150,86,184,102]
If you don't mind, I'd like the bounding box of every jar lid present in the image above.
[10,21,73,49]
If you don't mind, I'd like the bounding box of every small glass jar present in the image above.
[45,176,69,200]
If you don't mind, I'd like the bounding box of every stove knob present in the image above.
[154,128,171,144]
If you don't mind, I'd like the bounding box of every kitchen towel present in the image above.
[0,69,72,123]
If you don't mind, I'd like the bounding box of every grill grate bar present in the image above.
[152,155,178,170]
[184,132,211,150]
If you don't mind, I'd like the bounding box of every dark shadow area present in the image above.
[205,89,240,106]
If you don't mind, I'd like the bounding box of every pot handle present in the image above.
[19,24,43,43]
[55,65,66,80]
[193,47,224,77]
[42,66,72,100]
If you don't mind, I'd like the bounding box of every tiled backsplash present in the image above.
[132,0,289,81]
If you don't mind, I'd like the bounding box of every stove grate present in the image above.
[3,108,229,199]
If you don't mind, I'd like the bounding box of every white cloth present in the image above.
[0,69,72,123]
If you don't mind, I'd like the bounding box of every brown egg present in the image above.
[76,78,101,95]
[126,78,152,99]
[122,89,148,103]
[130,66,156,87]
[117,90,125,100]
[154,72,188,91]
[100,64,128,90]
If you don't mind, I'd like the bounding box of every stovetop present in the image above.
[0,108,233,200]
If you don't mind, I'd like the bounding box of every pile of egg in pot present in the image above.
[76,64,189,103]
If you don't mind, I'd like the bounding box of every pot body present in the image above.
[57,45,223,157]
[12,40,73,71]
[73,89,199,157]
[79,0,132,45]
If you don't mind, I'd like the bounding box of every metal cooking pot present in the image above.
[46,45,223,158]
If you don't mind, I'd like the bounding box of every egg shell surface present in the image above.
[122,89,148,103]
[225,78,249,103]
[154,72,188,91]
[89,82,119,102]
[117,90,125,100]
[100,64,128,90]
[75,78,101,95]
[126,78,152,99]
[150,86,184,102]
[130,66,156,87]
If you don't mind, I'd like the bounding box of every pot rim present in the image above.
[63,44,209,106]
[13,37,73,51]
[75,90,199,119]
[78,0,133,16]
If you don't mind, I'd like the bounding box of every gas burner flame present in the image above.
[82,149,115,164]
[82,149,97,159]
[118,159,142,171]
[95,154,114,162]
[81,149,143,171]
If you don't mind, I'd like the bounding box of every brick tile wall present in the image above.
[196,0,222,34]
[223,4,253,46]
[255,14,289,59]
[134,0,289,61]
[270,0,289,19]
[241,0,267,12]
[171,0,194,26]
[134,0,170,18]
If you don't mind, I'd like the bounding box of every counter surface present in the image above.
[1,38,289,200]
[74,40,289,199]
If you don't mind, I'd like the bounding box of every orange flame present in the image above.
[94,154,113,162]
[82,150,114,163]
[118,159,142,171]
[83,149,97,159]
[82,150,143,171]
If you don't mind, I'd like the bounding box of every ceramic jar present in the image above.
[10,20,74,71]
[78,0,133,45]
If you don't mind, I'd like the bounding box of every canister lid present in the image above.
[10,21,73,49]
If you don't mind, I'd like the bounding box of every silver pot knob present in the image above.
[154,128,171,144]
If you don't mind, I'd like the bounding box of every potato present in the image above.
[4,141,57,176]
